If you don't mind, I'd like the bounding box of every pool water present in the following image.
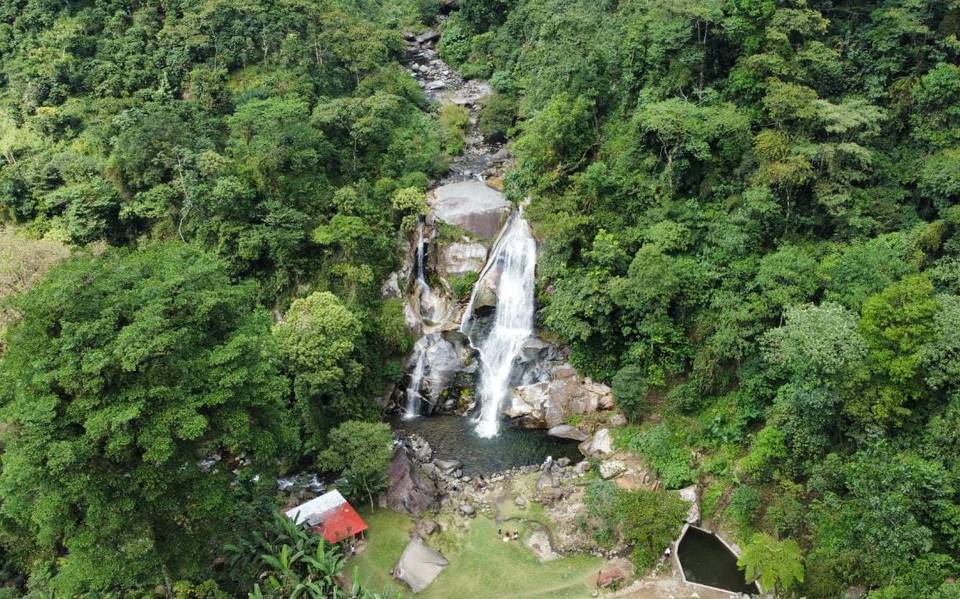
[677,526,758,595]
[390,414,582,475]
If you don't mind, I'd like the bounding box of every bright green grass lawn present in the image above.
[347,508,603,598]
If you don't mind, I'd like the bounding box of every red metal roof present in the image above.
[310,502,368,544]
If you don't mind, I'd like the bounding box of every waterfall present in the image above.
[404,338,428,419]
[468,211,537,438]
[415,217,428,291]
[405,219,431,419]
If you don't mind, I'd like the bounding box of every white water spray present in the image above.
[468,211,537,438]
[404,338,428,419]
[415,218,428,291]
[405,219,431,419]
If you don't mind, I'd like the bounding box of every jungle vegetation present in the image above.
[0,0,959,597]
[441,0,960,596]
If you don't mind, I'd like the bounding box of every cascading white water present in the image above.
[405,219,431,419]
[404,338,428,418]
[415,218,428,291]
[469,211,537,438]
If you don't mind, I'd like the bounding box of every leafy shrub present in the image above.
[664,382,701,413]
[700,479,732,522]
[478,92,518,141]
[738,426,788,481]
[764,481,806,538]
[626,424,697,487]
[738,533,804,595]
[585,480,618,519]
[583,480,619,545]
[612,364,650,422]
[728,485,764,532]
[439,103,470,155]
[615,489,689,571]
[378,298,414,354]
[585,482,687,572]
[449,271,479,301]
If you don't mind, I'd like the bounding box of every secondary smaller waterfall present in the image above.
[405,219,431,419]
[470,211,537,438]
[404,339,428,418]
[415,218,428,291]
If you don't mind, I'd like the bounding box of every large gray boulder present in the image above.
[394,538,448,593]
[504,382,549,423]
[472,270,500,309]
[430,181,510,238]
[548,424,588,442]
[504,363,614,428]
[434,459,462,476]
[381,271,401,299]
[385,446,439,516]
[579,428,614,457]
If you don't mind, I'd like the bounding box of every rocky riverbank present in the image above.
[376,430,710,595]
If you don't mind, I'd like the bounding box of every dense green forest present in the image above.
[1,0,960,597]
[441,1,960,597]
[0,0,439,595]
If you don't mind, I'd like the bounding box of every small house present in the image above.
[285,489,368,544]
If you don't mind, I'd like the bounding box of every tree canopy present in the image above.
[0,242,292,594]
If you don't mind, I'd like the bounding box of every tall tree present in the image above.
[0,242,291,594]
[273,291,372,451]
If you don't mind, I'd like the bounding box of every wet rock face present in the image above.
[439,242,487,277]
[385,445,439,516]
[430,181,511,239]
[423,335,459,401]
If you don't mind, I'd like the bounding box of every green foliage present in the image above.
[583,482,687,572]
[624,423,697,488]
[391,187,428,234]
[3,0,960,595]
[807,446,959,594]
[738,533,804,595]
[439,103,470,156]
[478,92,518,141]
[728,485,763,533]
[583,480,619,546]
[0,227,70,350]
[449,271,480,302]
[738,426,787,482]
[855,274,939,425]
[173,579,230,599]
[616,489,688,571]
[225,509,377,598]
[274,292,372,451]
[0,243,291,593]
[611,364,650,422]
[319,421,394,510]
